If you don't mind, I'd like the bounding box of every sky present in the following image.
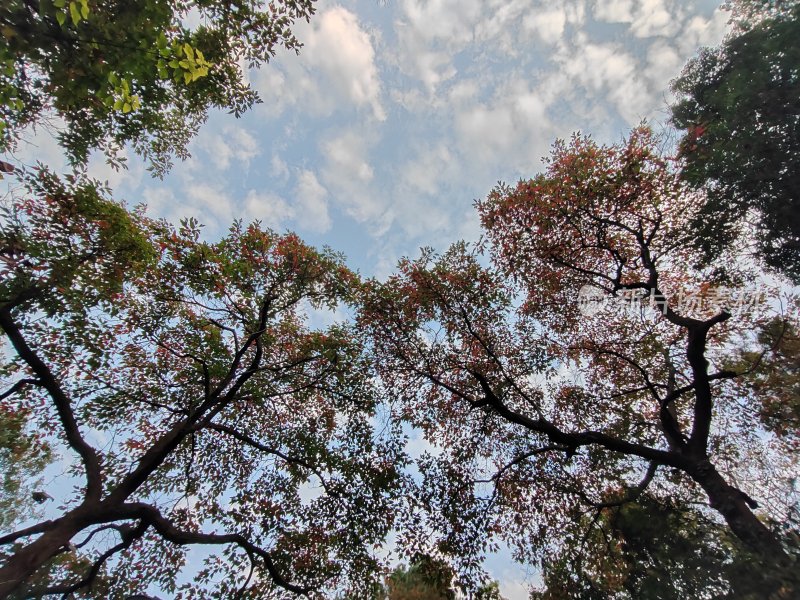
[13,0,734,595]
[69,0,731,280]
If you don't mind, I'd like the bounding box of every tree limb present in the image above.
[0,311,103,501]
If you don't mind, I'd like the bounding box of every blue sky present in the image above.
[15,0,733,595]
[69,0,730,280]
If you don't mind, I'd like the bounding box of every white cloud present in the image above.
[270,153,290,182]
[399,0,482,45]
[522,7,568,45]
[193,125,259,172]
[679,7,730,55]
[594,0,683,38]
[498,577,531,600]
[243,189,294,229]
[254,7,384,120]
[557,37,651,123]
[319,129,385,225]
[593,0,634,23]
[630,0,682,38]
[644,40,684,97]
[143,182,237,234]
[392,0,482,94]
[293,169,331,233]
[87,147,144,191]
[452,77,554,176]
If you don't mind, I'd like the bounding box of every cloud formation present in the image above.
[254,6,385,120]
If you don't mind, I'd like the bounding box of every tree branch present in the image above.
[0,378,42,401]
[0,311,103,501]
[120,503,309,594]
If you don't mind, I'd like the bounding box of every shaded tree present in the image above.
[380,554,505,600]
[384,554,456,600]
[727,314,800,446]
[0,168,404,597]
[670,1,800,281]
[532,495,799,599]
[0,402,52,531]
[360,127,798,591]
[0,0,315,174]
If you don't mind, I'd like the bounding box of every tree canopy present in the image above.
[532,494,797,600]
[360,127,799,594]
[670,0,800,281]
[0,168,404,597]
[2,0,799,597]
[0,0,315,174]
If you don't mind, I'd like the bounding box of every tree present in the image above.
[384,554,456,600]
[0,402,52,531]
[727,315,800,446]
[532,495,799,599]
[0,168,404,597]
[360,127,798,591]
[380,554,505,600]
[670,1,800,281]
[0,0,315,174]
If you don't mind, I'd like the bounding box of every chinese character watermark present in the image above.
[577,284,767,318]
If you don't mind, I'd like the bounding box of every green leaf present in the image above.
[53,0,66,7]
[55,10,66,26]
[69,2,81,25]
[122,102,131,113]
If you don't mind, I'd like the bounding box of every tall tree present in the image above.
[532,495,798,599]
[380,554,505,600]
[0,0,315,174]
[0,402,52,531]
[670,0,800,281]
[0,168,404,597]
[384,554,457,600]
[360,128,798,590]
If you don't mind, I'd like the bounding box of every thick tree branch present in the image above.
[465,367,691,470]
[120,503,309,594]
[0,521,57,547]
[0,378,42,401]
[0,311,103,501]
[25,521,148,599]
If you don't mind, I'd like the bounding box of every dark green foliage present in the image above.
[533,496,799,599]
[0,0,314,174]
[385,554,457,600]
[670,2,800,280]
[727,314,800,444]
[0,404,51,530]
[378,554,507,600]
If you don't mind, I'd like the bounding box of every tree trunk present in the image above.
[0,514,85,598]
[692,460,792,565]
